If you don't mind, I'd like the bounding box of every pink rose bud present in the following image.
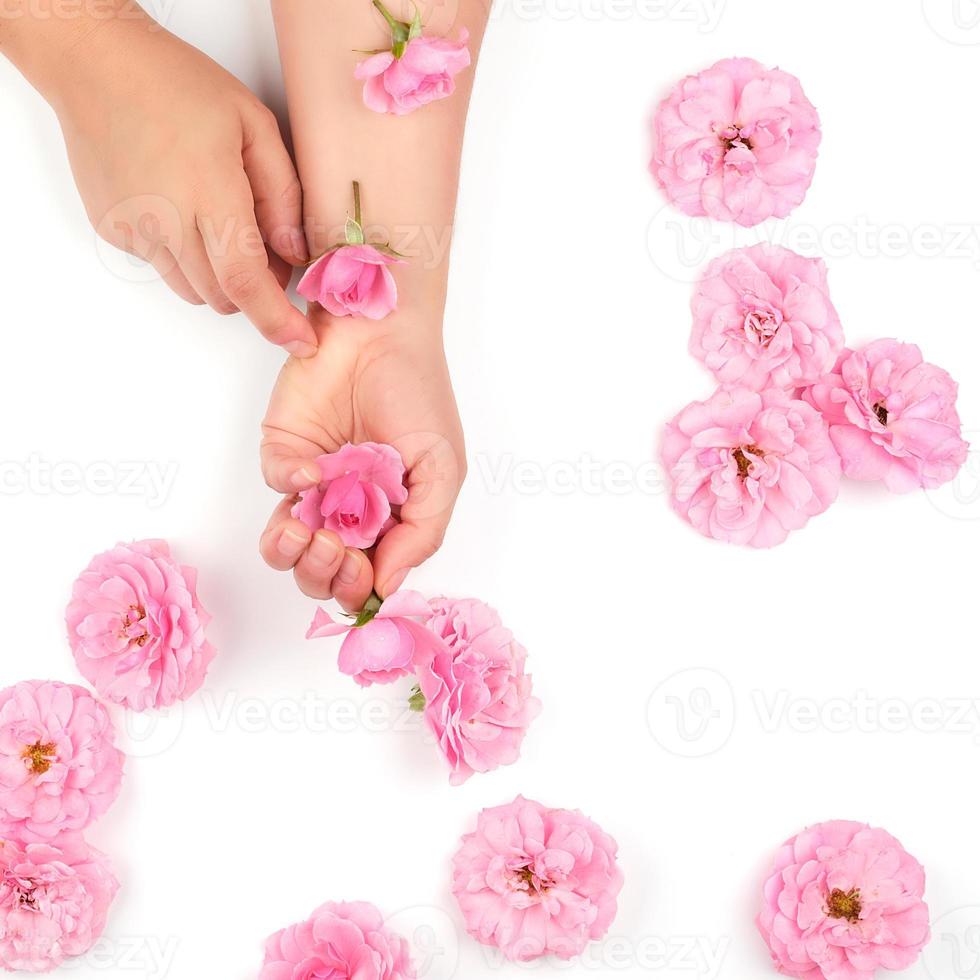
[260,901,416,980]
[355,1,470,116]
[804,339,969,492]
[307,591,440,688]
[0,680,124,842]
[651,57,821,226]
[0,835,119,973]
[452,796,624,962]
[297,180,405,320]
[65,539,217,711]
[758,821,930,980]
[291,442,408,549]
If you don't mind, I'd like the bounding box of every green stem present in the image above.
[372,0,399,31]
[408,685,426,713]
[353,591,383,628]
[352,181,362,227]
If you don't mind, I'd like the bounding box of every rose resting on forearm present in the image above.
[260,0,489,609]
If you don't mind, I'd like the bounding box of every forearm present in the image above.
[0,0,155,109]
[272,0,488,327]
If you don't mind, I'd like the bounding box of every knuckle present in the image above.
[219,263,262,303]
[280,176,303,210]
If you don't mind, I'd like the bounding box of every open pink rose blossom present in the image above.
[0,834,119,973]
[415,597,540,786]
[758,820,930,980]
[452,796,624,962]
[292,442,408,549]
[652,57,821,226]
[307,591,440,688]
[662,386,841,547]
[66,539,216,712]
[804,340,968,492]
[297,244,403,321]
[0,681,124,842]
[691,245,844,390]
[260,901,415,980]
[355,3,470,118]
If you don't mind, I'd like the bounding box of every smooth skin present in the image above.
[0,1,318,356]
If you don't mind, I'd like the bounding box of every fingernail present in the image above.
[278,528,309,559]
[285,340,318,359]
[311,532,340,566]
[382,567,410,597]
[290,229,310,262]
[337,550,362,585]
[292,466,319,489]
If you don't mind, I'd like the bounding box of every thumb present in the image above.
[373,434,465,597]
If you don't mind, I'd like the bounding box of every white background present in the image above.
[2,0,980,977]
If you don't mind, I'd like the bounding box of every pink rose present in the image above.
[66,539,216,712]
[307,591,440,688]
[662,386,841,547]
[451,795,624,962]
[651,57,821,226]
[260,901,416,980]
[691,245,844,390]
[804,340,969,492]
[356,31,471,116]
[0,681,124,842]
[414,597,540,786]
[0,834,119,973]
[297,244,403,320]
[291,442,409,549]
[758,820,930,980]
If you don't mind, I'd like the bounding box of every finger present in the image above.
[175,229,238,314]
[269,248,294,292]
[259,499,313,572]
[197,174,318,357]
[261,432,322,494]
[329,548,374,614]
[149,248,204,305]
[293,530,346,600]
[241,107,309,266]
[373,436,464,597]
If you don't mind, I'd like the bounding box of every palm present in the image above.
[260,312,465,609]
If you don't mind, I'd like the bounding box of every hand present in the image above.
[51,16,318,356]
[259,310,466,611]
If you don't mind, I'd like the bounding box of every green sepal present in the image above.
[354,592,384,628]
[345,217,366,246]
[408,685,426,713]
[408,5,423,40]
[373,243,407,260]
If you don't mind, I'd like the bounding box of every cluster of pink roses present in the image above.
[297,2,471,322]
[0,680,123,972]
[308,591,540,785]
[662,244,968,547]
[260,795,624,974]
[0,540,217,971]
